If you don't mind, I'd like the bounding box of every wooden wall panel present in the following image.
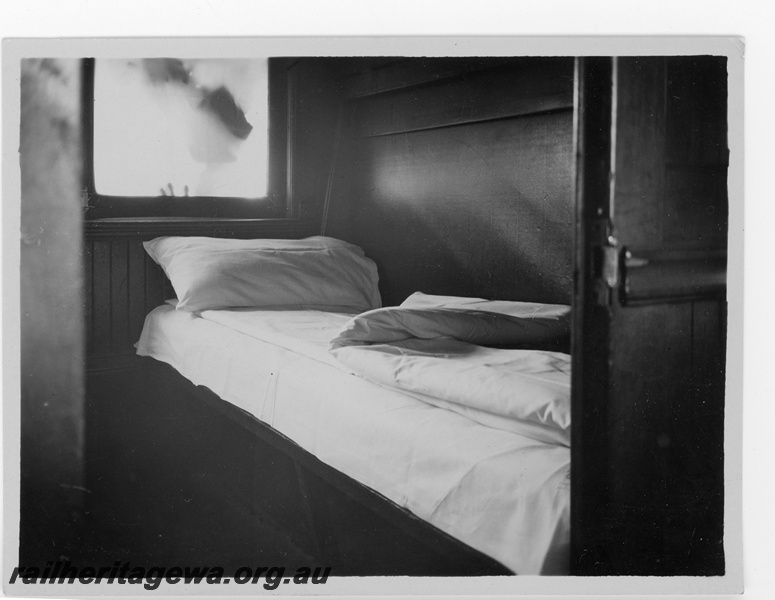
[614,56,728,251]
[84,238,167,367]
[352,59,574,137]
[665,57,728,166]
[690,298,726,563]
[143,243,166,313]
[610,58,667,249]
[85,239,148,367]
[603,302,695,569]
[344,57,569,100]
[127,241,149,348]
[91,240,112,356]
[83,240,93,356]
[580,295,726,575]
[327,58,575,306]
[572,56,728,575]
[109,240,130,354]
[335,111,574,306]
[664,57,728,247]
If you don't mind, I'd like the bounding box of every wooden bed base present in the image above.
[130,357,513,576]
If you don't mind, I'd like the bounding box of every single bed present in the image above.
[134,234,573,575]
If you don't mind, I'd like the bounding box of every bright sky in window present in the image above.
[94,58,268,198]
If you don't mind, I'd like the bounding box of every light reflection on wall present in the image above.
[94,58,268,198]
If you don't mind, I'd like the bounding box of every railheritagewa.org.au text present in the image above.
[9,561,331,590]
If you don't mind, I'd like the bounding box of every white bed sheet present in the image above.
[136,304,571,575]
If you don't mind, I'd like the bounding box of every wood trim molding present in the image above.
[344,57,571,100]
[355,95,574,139]
[570,55,616,576]
[84,218,317,240]
[349,57,575,139]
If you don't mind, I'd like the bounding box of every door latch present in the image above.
[590,219,622,307]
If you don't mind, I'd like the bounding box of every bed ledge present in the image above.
[84,217,317,240]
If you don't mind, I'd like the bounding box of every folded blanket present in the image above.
[329,296,571,446]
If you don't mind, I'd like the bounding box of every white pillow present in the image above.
[143,235,381,312]
[330,305,568,349]
[398,292,571,341]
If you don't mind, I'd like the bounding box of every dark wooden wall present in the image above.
[571,56,728,576]
[84,237,172,370]
[324,58,576,306]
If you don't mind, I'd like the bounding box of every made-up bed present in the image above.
[134,234,573,575]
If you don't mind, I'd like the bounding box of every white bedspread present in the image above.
[328,306,571,446]
[136,305,571,575]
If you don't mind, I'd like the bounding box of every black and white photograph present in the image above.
[2,9,762,597]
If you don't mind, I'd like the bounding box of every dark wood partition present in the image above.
[324,58,576,306]
[571,56,728,576]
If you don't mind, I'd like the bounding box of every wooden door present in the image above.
[571,56,728,576]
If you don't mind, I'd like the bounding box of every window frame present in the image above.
[82,57,292,220]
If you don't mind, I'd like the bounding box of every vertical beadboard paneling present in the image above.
[91,240,112,355]
[690,297,726,560]
[127,241,148,348]
[109,240,129,353]
[144,250,167,315]
[86,238,171,366]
